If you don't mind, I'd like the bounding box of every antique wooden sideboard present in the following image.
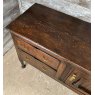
[7,3,91,95]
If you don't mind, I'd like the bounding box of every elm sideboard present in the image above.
[7,3,91,95]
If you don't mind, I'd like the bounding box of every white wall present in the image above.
[3,0,20,54]
[18,0,91,22]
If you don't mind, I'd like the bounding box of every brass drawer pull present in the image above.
[69,74,77,82]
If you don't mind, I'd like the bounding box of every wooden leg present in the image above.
[19,58,26,68]
[21,61,26,68]
[15,46,26,68]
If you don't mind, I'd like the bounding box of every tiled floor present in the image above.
[4,46,78,95]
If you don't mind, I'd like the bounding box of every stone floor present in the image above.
[4,46,78,95]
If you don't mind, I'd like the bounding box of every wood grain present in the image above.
[7,3,91,71]
[7,3,91,95]
[18,48,57,77]
[15,37,60,70]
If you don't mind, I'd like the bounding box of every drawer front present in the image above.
[18,49,57,77]
[15,37,60,70]
[65,68,91,95]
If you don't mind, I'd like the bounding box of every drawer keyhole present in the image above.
[26,56,30,60]
[43,56,47,62]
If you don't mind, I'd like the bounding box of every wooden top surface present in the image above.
[7,3,91,71]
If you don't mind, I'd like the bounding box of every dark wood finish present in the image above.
[14,37,60,70]
[7,3,91,95]
[18,48,57,76]
[7,3,91,71]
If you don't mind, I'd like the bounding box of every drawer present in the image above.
[15,37,60,70]
[65,68,91,95]
[18,49,57,77]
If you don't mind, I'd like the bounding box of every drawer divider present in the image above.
[55,62,66,79]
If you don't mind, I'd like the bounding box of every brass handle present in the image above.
[69,74,77,82]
